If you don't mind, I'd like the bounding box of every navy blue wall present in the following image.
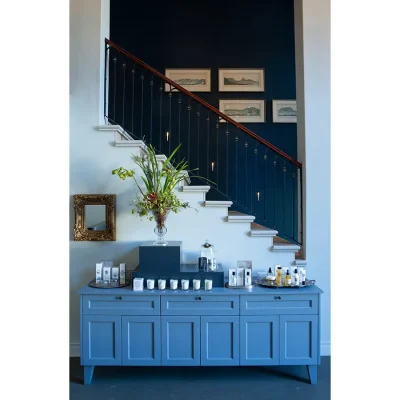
[110,0,297,158]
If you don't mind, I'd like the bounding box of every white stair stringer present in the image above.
[98,124,301,273]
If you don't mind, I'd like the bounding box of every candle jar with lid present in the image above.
[200,239,217,272]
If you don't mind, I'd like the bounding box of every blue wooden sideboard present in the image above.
[78,283,323,384]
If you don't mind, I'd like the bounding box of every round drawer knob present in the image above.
[274,296,281,300]
[196,296,202,301]
[117,296,122,300]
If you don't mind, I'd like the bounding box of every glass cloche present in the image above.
[200,239,217,271]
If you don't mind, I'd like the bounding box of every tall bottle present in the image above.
[294,268,299,286]
[285,269,291,286]
[275,266,282,286]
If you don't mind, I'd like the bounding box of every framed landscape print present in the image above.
[219,99,265,123]
[218,68,264,92]
[164,68,211,92]
[272,100,297,123]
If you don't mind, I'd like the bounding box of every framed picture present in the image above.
[237,260,252,269]
[218,68,264,92]
[272,100,297,123]
[219,99,265,123]
[164,68,211,92]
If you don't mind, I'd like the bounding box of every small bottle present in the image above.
[276,266,282,286]
[294,268,299,286]
[266,267,276,286]
[285,269,291,286]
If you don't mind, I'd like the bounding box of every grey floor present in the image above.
[70,357,330,400]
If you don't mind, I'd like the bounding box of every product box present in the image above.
[228,269,237,286]
[95,263,102,283]
[119,263,126,285]
[102,266,111,283]
[111,267,119,282]
[236,268,244,286]
[244,268,252,286]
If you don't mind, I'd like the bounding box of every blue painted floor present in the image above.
[70,356,330,399]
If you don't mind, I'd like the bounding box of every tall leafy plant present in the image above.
[112,144,195,226]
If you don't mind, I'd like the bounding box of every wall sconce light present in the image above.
[211,162,215,171]
[257,192,260,201]
[166,131,169,141]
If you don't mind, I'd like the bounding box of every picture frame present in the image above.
[219,99,265,123]
[237,260,252,270]
[73,194,116,241]
[218,68,264,92]
[164,68,211,92]
[272,100,297,123]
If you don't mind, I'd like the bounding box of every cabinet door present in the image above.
[201,316,239,366]
[122,316,161,366]
[240,316,279,365]
[161,316,200,366]
[279,315,318,365]
[82,315,121,365]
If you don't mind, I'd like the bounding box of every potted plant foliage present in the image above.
[112,143,196,246]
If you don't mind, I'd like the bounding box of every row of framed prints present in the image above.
[165,68,265,92]
[220,99,296,123]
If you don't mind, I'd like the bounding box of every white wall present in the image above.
[70,0,331,355]
[295,0,331,354]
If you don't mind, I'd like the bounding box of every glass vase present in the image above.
[152,209,169,246]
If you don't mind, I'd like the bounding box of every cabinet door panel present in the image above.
[201,316,239,366]
[122,316,160,366]
[161,316,200,366]
[280,315,318,365]
[240,316,279,365]
[82,315,121,365]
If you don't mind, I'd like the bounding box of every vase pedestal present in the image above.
[138,241,182,275]
[136,241,224,287]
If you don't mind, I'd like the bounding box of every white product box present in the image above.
[236,268,244,286]
[95,263,102,283]
[102,266,111,283]
[228,269,237,286]
[244,268,252,286]
[133,277,144,291]
[119,263,126,285]
[111,267,119,282]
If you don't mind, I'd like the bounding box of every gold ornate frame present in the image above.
[73,194,116,241]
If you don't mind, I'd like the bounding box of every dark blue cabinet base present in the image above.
[79,284,323,385]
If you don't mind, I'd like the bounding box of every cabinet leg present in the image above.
[307,365,317,384]
[83,366,95,385]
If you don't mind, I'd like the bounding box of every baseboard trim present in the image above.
[70,343,80,357]
[320,341,331,356]
[70,341,331,358]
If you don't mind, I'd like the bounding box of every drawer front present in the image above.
[82,295,160,315]
[240,294,318,315]
[161,295,239,315]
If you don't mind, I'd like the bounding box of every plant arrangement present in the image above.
[112,143,197,245]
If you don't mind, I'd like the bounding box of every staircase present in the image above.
[97,124,306,269]
[101,38,305,264]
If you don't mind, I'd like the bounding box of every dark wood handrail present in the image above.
[105,38,302,168]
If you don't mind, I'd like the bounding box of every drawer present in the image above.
[240,294,318,315]
[82,295,160,315]
[161,295,239,315]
